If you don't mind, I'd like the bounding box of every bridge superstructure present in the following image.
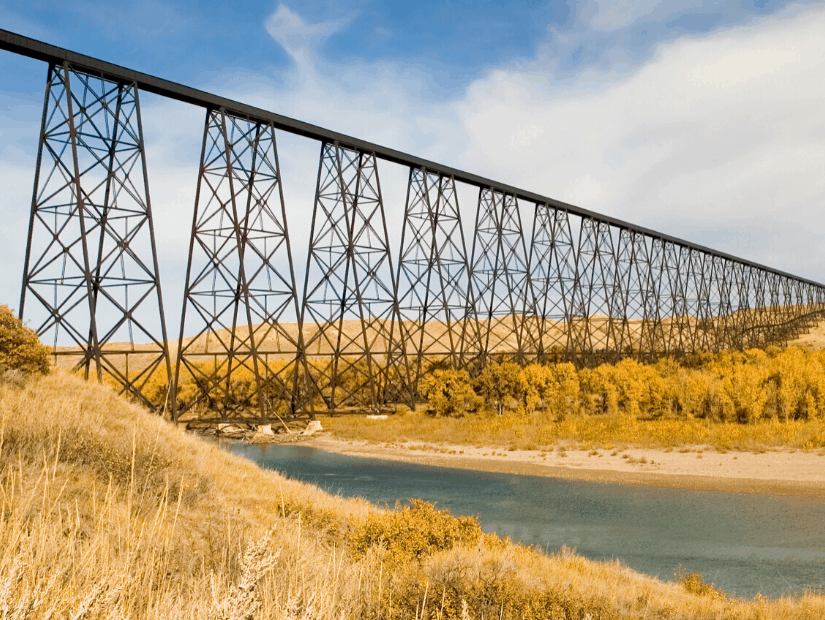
[2,29,823,421]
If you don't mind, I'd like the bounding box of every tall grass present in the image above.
[1,371,824,618]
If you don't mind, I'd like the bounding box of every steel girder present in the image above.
[20,63,170,409]
[299,142,407,413]
[174,109,302,421]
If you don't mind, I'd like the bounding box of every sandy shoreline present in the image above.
[302,435,825,498]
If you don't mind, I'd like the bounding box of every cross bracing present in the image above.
[4,29,825,420]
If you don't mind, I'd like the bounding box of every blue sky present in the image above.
[0,1,810,97]
[1,0,825,325]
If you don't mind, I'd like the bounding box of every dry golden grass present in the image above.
[1,370,824,618]
[324,408,825,452]
[0,370,372,618]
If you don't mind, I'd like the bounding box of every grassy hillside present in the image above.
[1,371,824,618]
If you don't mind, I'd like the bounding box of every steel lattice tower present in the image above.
[569,218,616,356]
[300,142,407,413]
[20,62,170,409]
[174,109,303,421]
[395,168,476,397]
[611,229,650,355]
[467,188,536,366]
[529,205,577,362]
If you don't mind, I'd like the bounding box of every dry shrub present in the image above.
[676,567,727,601]
[386,545,621,620]
[349,498,486,565]
[0,304,49,375]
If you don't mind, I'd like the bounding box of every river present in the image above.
[227,443,825,599]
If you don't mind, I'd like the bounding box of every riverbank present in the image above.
[304,434,825,497]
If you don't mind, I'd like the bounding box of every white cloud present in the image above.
[565,174,604,205]
[454,4,825,278]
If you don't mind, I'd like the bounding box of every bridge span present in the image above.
[1,28,823,421]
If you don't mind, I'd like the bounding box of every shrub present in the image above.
[676,565,726,601]
[0,304,49,375]
[349,498,483,564]
[523,364,553,415]
[578,365,619,415]
[718,358,770,423]
[673,368,714,419]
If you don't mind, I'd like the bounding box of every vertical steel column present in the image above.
[466,188,535,367]
[751,267,768,347]
[705,255,727,352]
[394,168,475,398]
[175,109,302,421]
[20,63,170,410]
[300,142,406,413]
[660,242,683,355]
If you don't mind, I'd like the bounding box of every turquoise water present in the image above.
[228,443,825,599]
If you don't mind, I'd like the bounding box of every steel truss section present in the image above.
[395,168,475,398]
[174,108,303,421]
[611,228,652,356]
[467,188,536,367]
[529,205,577,363]
[568,217,617,357]
[300,142,407,413]
[20,62,170,409]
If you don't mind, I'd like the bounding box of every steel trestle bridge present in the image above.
[2,29,823,421]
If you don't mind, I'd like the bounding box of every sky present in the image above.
[1,0,824,333]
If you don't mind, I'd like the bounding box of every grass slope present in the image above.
[1,370,823,619]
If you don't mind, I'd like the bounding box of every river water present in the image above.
[227,443,825,599]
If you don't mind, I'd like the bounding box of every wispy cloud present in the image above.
[264,4,345,68]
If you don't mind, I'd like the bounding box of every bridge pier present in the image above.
[174,109,303,423]
[395,168,476,401]
[20,62,170,410]
[467,188,536,369]
[299,142,408,415]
